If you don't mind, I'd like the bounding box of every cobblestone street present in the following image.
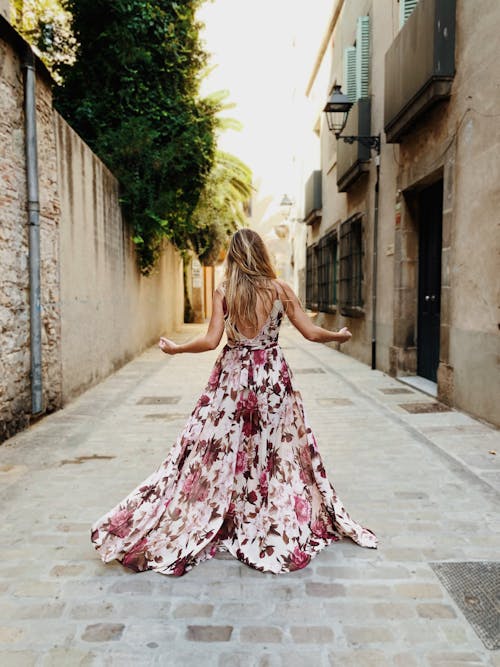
[1,322,499,667]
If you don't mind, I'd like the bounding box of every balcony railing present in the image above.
[384,0,456,143]
[337,98,371,193]
[303,171,322,225]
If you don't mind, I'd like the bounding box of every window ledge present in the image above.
[339,306,365,318]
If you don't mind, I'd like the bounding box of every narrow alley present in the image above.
[0,322,499,667]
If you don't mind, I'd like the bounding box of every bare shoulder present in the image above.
[273,278,298,301]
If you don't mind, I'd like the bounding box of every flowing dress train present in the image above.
[91,296,377,575]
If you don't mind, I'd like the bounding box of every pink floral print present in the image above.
[91,297,377,576]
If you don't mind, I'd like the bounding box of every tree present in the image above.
[54,0,218,273]
[190,149,253,265]
[11,0,76,78]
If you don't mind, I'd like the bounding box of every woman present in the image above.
[91,229,376,575]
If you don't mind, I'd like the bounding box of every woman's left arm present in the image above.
[159,289,226,355]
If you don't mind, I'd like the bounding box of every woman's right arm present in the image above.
[276,280,352,344]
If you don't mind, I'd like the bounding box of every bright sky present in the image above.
[198,0,330,197]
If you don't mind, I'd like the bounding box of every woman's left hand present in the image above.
[159,337,178,355]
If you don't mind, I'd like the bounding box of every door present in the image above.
[417,180,443,382]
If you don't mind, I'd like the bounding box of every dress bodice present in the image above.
[224,298,284,350]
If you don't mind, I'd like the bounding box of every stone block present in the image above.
[305,582,346,597]
[344,625,394,644]
[186,625,233,642]
[81,623,124,642]
[173,603,214,618]
[416,603,456,619]
[290,626,334,643]
[240,626,283,643]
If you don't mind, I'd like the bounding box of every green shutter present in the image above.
[400,0,419,26]
[355,16,370,100]
[343,46,357,103]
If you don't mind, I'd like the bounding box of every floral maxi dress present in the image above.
[91,297,377,575]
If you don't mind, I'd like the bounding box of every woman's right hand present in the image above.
[336,327,352,343]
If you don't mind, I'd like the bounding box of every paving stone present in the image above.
[0,626,25,643]
[186,625,233,642]
[108,579,154,594]
[81,623,125,642]
[417,603,457,619]
[344,625,394,644]
[290,626,334,643]
[240,626,283,643]
[305,582,346,597]
[0,651,37,666]
[50,564,85,577]
[41,647,96,666]
[328,650,387,666]
[373,602,416,620]
[394,583,444,599]
[69,601,115,619]
[10,581,60,598]
[173,603,214,618]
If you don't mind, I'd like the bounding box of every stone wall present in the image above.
[0,31,62,440]
[0,19,183,441]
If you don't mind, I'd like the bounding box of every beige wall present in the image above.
[0,22,184,440]
[0,1,9,21]
[55,114,184,403]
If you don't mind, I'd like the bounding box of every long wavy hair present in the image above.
[223,228,277,337]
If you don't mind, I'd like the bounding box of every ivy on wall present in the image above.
[54,0,219,273]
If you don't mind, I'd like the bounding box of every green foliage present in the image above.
[54,0,218,273]
[11,0,77,79]
[190,149,253,265]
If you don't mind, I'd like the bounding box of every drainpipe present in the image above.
[371,152,380,370]
[22,48,43,414]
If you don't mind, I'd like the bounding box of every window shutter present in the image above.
[355,16,370,100]
[400,0,419,26]
[343,46,357,103]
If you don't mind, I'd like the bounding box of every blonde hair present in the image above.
[223,228,277,338]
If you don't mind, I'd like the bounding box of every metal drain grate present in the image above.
[379,387,414,395]
[317,398,354,407]
[430,561,500,650]
[399,401,451,414]
[137,396,181,405]
[294,368,326,375]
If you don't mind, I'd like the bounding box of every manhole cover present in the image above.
[317,398,354,406]
[379,387,414,395]
[430,561,500,649]
[294,368,326,374]
[137,396,181,405]
[144,413,186,421]
[399,402,451,414]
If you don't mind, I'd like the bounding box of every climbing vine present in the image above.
[54,0,218,273]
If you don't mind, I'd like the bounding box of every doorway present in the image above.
[417,180,443,382]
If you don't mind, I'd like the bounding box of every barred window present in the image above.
[306,234,338,312]
[306,244,318,310]
[339,215,363,315]
[317,232,338,312]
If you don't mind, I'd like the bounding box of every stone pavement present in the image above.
[0,321,499,667]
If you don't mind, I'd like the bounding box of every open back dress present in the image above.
[91,285,377,575]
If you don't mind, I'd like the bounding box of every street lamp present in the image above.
[323,85,381,371]
[279,194,293,221]
[323,84,380,154]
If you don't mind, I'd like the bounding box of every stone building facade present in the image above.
[297,0,500,426]
[0,17,183,442]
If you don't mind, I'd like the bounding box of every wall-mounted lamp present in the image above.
[323,84,380,154]
[279,194,294,221]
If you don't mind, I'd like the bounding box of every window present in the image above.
[306,244,318,310]
[343,16,371,103]
[317,232,338,312]
[399,0,419,26]
[306,234,338,312]
[339,215,363,314]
